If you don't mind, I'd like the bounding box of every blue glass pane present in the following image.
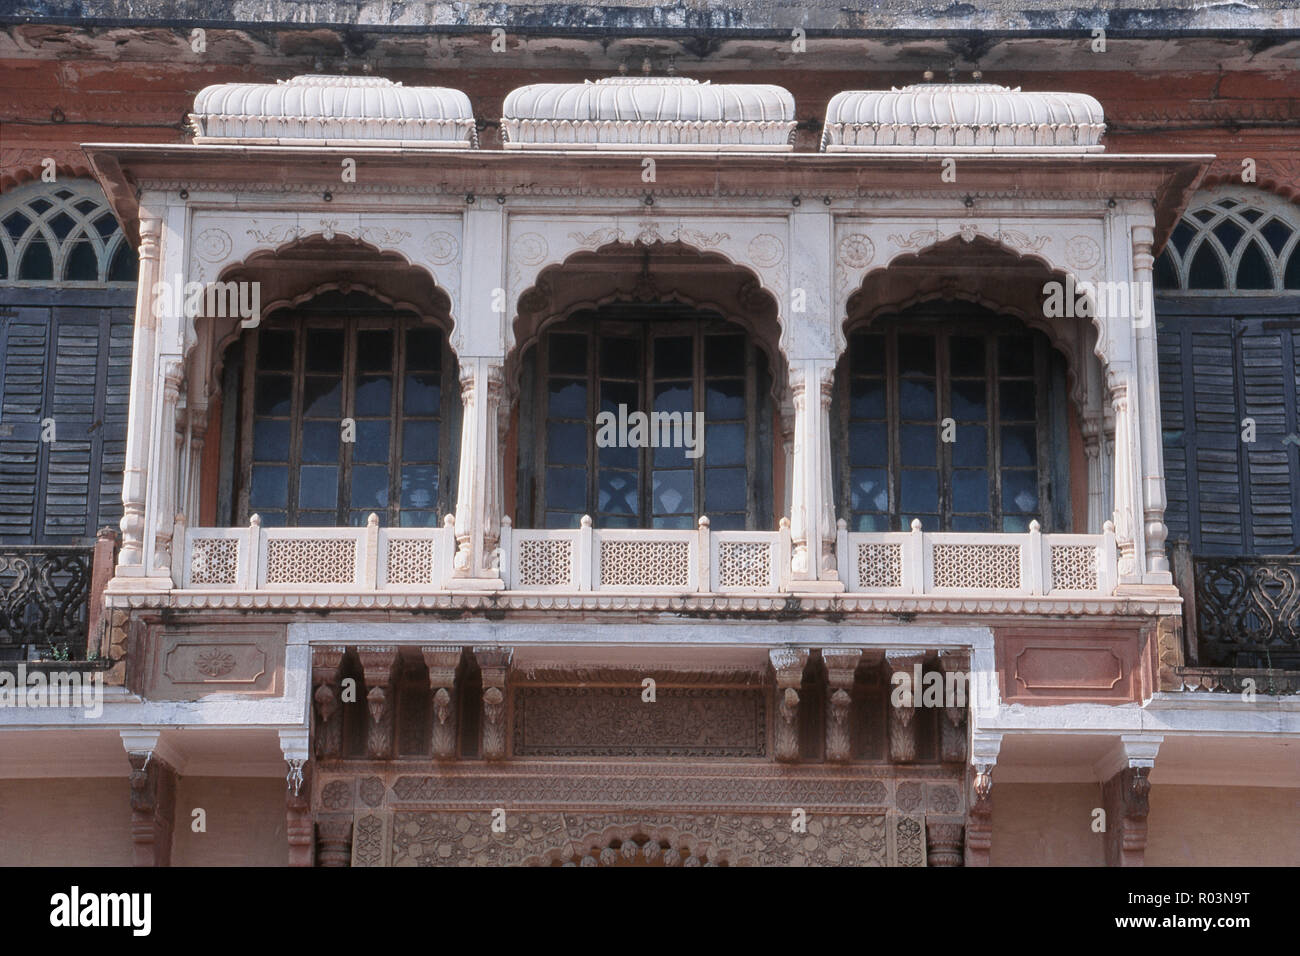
[654,336,692,379]
[900,470,938,513]
[601,337,640,378]
[253,420,290,462]
[949,336,985,378]
[850,468,889,513]
[1002,515,1030,532]
[900,424,937,467]
[849,423,887,467]
[705,468,746,512]
[355,375,392,416]
[652,515,694,530]
[952,470,989,513]
[711,513,745,531]
[402,421,438,461]
[400,465,438,510]
[654,382,693,415]
[903,514,938,532]
[998,337,1034,376]
[549,333,586,375]
[303,376,341,417]
[850,379,886,419]
[302,421,340,463]
[354,420,390,463]
[259,331,294,371]
[950,380,987,420]
[851,334,885,375]
[854,513,888,532]
[546,468,586,511]
[654,442,689,467]
[250,466,288,510]
[405,329,441,370]
[549,378,587,418]
[403,373,440,415]
[705,423,745,466]
[953,425,987,467]
[999,381,1036,420]
[256,511,286,527]
[350,466,390,510]
[255,375,293,416]
[299,466,338,509]
[598,470,638,515]
[18,237,53,279]
[599,380,636,414]
[299,511,338,527]
[706,379,746,419]
[598,442,637,469]
[601,515,637,529]
[899,379,936,420]
[1001,425,1037,467]
[898,335,935,376]
[545,511,582,529]
[305,331,343,374]
[705,335,745,377]
[399,511,438,528]
[356,331,392,372]
[951,514,992,532]
[652,469,694,514]
[547,422,587,465]
[1002,470,1039,513]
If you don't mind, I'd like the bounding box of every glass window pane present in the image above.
[355,374,393,417]
[949,336,985,378]
[654,336,692,379]
[705,467,746,512]
[399,511,438,528]
[953,424,988,467]
[950,380,987,420]
[999,381,1036,421]
[897,335,935,376]
[851,334,885,375]
[402,421,438,461]
[652,515,694,530]
[302,421,340,463]
[706,379,746,420]
[709,513,745,531]
[900,424,937,468]
[545,511,583,529]
[654,382,693,415]
[1001,425,1038,467]
[998,337,1034,377]
[303,376,341,417]
[549,378,587,418]
[899,378,936,420]
[351,465,390,510]
[403,373,440,416]
[253,420,290,462]
[250,466,288,510]
[653,442,688,468]
[356,330,393,372]
[546,468,586,511]
[850,379,886,420]
[952,470,989,513]
[598,470,638,516]
[299,465,338,510]
[652,469,694,515]
[405,329,441,370]
[547,422,587,466]
[854,513,888,532]
[849,423,887,467]
[598,380,636,415]
[900,470,938,513]
[256,511,286,527]
[705,423,745,466]
[600,337,640,379]
[705,335,745,377]
[549,333,587,375]
[255,375,293,417]
[399,465,438,510]
[598,442,637,469]
[850,468,889,513]
[354,420,390,463]
[1002,470,1039,513]
[305,330,343,373]
[951,514,992,532]
[300,511,339,527]
[259,331,295,371]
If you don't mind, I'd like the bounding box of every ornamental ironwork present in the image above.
[0,546,93,658]
[1194,555,1300,669]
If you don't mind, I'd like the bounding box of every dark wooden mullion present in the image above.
[236,331,256,524]
[32,305,57,539]
[1230,320,1254,552]
[590,326,603,523]
[1034,336,1053,532]
[744,337,758,530]
[989,332,1004,527]
[886,329,900,530]
[336,318,356,527]
[438,330,454,520]
[936,332,952,530]
[1282,328,1300,549]
[388,319,405,527]
[693,325,705,525]
[85,307,111,538]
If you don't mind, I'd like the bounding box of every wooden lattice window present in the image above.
[1155,187,1300,293]
[236,299,456,527]
[518,302,774,531]
[838,304,1069,533]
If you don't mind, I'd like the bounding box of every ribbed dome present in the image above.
[821,83,1105,152]
[501,76,796,150]
[190,74,477,148]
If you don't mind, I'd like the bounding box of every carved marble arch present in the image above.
[505,217,792,360]
[524,823,742,867]
[842,234,1105,421]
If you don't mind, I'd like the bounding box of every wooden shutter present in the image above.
[1188,324,1244,553]
[1156,318,1191,543]
[0,305,48,539]
[1239,325,1294,552]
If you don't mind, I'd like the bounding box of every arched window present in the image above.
[0,180,137,286]
[1154,187,1300,293]
[233,292,459,528]
[836,303,1073,533]
[516,302,775,531]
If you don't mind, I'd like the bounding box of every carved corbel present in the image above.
[1102,767,1152,867]
[885,650,925,764]
[357,646,398,760]
[311,645,346,759]
[965,732,1002,867]
[421,647,461,760]
[316,815,354,867]
[822,648,861,763]
[770,648,809,763]
[285,760,312,867]
[127,750,177,867]
[474,646,513,761]
[937,650,969,764]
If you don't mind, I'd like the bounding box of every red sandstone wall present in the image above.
[170,776,289,866]
[0,777,134,866]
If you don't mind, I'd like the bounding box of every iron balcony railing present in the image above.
[0,545,94,660]
[1193,555,1300,670]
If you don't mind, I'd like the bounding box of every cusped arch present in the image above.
[523,823,743,867]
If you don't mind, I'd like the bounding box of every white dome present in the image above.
[501,76,796,150]
[190,74,477,148]
[821,83,1105,152]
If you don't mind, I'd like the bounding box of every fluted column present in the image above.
[152,360,183,576]
[1131,223,1171,580]
[452,358,505,587]
[788,361,842,588]
[1109,374,1145,583]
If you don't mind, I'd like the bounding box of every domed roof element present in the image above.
[821,83,1105,152]
[189,74,477,148]
[501,76,796,150]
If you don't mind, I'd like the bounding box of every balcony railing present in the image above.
[0,545,94,660]
[175,513,1118,604]
[1192,555,1300,669]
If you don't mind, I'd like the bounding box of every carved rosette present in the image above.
[769,648,808,763]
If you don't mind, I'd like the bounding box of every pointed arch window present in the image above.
[1155,188,1300,293]
[0,180,136,287]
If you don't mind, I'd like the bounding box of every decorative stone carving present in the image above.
[886,651,925,764]
[937,651,969,764]
[823,648,860,763]
[421,647,461,760]
[770,648,809,763]
[351,812,389,867]
[926,820,965,867]
[316,815,354,867]
[190,75,477,148]
[127,751,177,867]
[357,647,398,760]
[512,686,766,757]
[965,768,994,867]
[286,762,313,867]
[475,647,512,761]
[894,814,927,867]
[312,646,346,759]
[1102,766,1151,867]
